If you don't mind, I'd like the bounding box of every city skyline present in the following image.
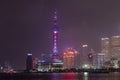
[0,0,120,69]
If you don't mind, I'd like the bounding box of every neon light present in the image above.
[54,31,57,33]
[27,53,32,56]
[82,45,88,47]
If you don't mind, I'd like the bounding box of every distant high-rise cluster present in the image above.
[101,36,120,68]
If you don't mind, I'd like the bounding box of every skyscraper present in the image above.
[88,49,95,68]
[111,36,120,60]
[26,52,33,71]
[52,11,59,62]
[93,53,105,69]
[101,38,110,62]
[81,44,89,68]
[74,50,80,68]
[63,48,76,69]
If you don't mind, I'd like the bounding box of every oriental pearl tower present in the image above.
[52,11,59,62]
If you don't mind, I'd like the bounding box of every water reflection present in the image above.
[51,73,62,80]
[3,72,120,80]
[62,72,77,80]
[84,72,88,80]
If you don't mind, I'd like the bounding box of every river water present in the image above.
[3,72,120,80]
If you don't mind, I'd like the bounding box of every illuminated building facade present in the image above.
[93,53,105,69]
[101,38,110,62]
[63,48,76,69]
[111,36,120,60]
[37,60,52,72]
[81,45,89,68]
[52,11,59,62]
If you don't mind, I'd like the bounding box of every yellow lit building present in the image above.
[111,36,120,60]
[63,48,75,69]
[101,38,110,62]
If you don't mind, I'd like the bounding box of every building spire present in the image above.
[53,10,58,26]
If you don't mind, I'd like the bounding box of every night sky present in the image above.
[0,0,120,69]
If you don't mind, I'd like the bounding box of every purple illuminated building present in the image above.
[52,11,59,62]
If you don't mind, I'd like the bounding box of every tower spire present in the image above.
[53,11,57,26]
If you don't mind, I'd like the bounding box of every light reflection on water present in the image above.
[3,72,120,80]
[84,72,88,80]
